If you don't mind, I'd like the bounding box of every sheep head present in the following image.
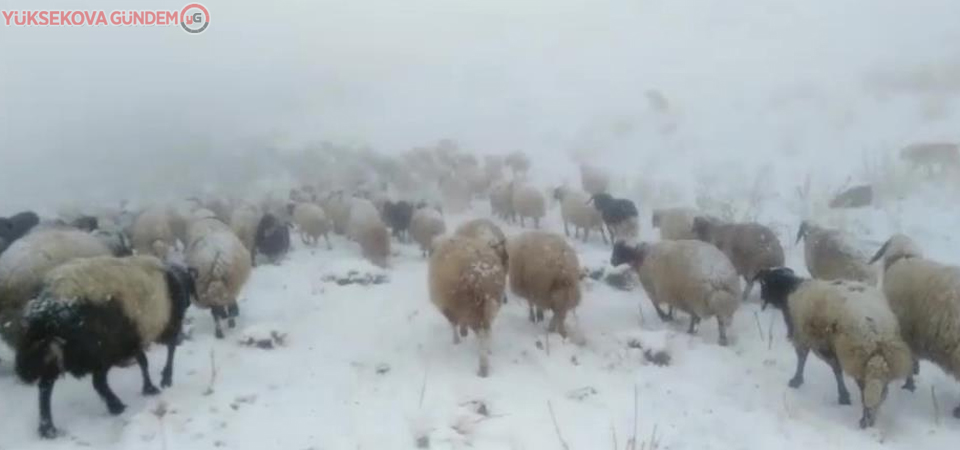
[754,267,800,312]
[691,216,719,243]
[611,241,647,268]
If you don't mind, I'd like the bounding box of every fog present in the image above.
[1,0,959,212]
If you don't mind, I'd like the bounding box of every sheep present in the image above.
[692,216,784,300]
[0,210,40,254]
[504,151,531,177]
[651,207,698,240]
[579,163,610,195]
[15,255,196,438]
[357,222,391,268]
[254,213,291,265]
[454,218,508,268]
[554,186,607,243]
[869,234,960,415]
[347,198,382,240]
[508,231,581,337]
[589,193,639,243]
[291,202,333,249]
[229,204,262,261]
[185,219,252,338]
[410,206,446,257]
[900,142,960,174]
[381,200,415,242]
[489,180,515,222]
[829,185,873,209]
[0,228,118,349]
[512,184,546,228]
[130,206,178,260]
[428,235,506,377]
[796,221,877,284]
[611,240,740,345]
[755,267,913,428]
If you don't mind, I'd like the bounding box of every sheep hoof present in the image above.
[718,337,729,347]
[859,414,874,429]
[39,423,59,439]
[478,366,489,378]
[161,374,173,389]
[107,401,126,416]
[788,377,804,389]
[838,394,851,406]
[215,329,225,339]
[902,378,916,392]
[143,384,161,396]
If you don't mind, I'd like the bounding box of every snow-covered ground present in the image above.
[2,199,960,450]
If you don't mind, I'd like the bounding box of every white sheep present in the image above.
[130,206,179,260]
[651,207,698,240]
[346,198,391,267]
[693,216,785,300]
[321,192,352,235]
[291,202,333,249]
[511,184,546,229]
[611,240,740,345]
[489,180,515,222]
[15,256,196,438]
[579,163,610,195]
[229,204,262,258]
[508,231,581,337]
[454,218,508,267]
[756,268,913,428]
[428,235,506,377]
[0,228,116,348]
[185,218,252,338]
[410,206,446,257]
[796,221,877,284]
[869,234,960,417]
[554,186,607,243]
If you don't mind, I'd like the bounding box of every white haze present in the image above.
[1,0,959,212]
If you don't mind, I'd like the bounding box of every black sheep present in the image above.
[0,210,40,254]
[381,200,414,242]
[15,257,196,438]
[588,193,638,242]
[254,213,291,265]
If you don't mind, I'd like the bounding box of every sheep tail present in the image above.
[862,354,889,410]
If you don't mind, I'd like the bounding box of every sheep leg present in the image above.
[582,227,590,243]
[160,343,176,388]
[92,370,126,415]
[717,317,729,346]
[477,328,491,378]
[227,302,239,328]
[536,306,545,323]
[563,221,570,237]
[324,234,332,250]
[527,303,536,322]
[37,375,58,439]
[827,355,852,405]
[687,315,700,334]
[742,278,754,301]
[548,309,569,338]
[652,302,672,322]
[789,346,809,388]
[903,358,919,391]
[135,351,160,396]
[211,308,225,339]
[300,232,309,245]
[451,323,461,345]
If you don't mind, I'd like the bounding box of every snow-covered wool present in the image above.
[589,193,639,243]
[870,234,960,416]
[229,204,262,261]
[612,240,740,345]
[756,268,913,428]
[554,187,607,243]
[693,216,784,300]
[428,235,506,377]
[186,225,252,338]
[254,213,291,265]
[291,202,333,249]
[651,207,698,240]
[508,231,581,337]
[130,206,178,260]
[0,228,116,348]
[454,218,508,268]
[796,221,876,284]
[579,163,610,195]
[15,255,195,438]
[410,207,446,257]
[322,192,352,236]
[511,184,546,229]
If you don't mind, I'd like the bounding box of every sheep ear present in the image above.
[869,239,890,265]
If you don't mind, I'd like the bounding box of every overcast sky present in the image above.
[1,0,958,210]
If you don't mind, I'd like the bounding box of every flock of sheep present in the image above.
[0,140,959,439]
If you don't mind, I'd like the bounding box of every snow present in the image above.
[0,203,958,450]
